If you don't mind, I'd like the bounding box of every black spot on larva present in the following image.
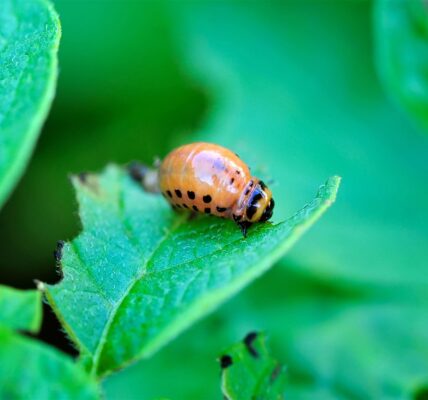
[175,189,182,198]
[244,331,259,358]
[175,204,182,209]
[249,180,254,187]
[192,205,198,212]
[216,206,227,213]
[220,355,233,369]
[182,203,189,209]
[250,193,263,206]
[235,153,240,158]
[259,180,266,190]
[203,195,212,203]
[230,177,235,185]
[53,240,65,262]
[166,190,172,198]
[246,205,257,220]
[233,214,242,222]
[204,207,211,214]
[161,192,167,198]
[236,170,241,174]
[187,190,195,200]
[244,188,250,195]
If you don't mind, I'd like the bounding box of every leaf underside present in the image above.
[0,0,60,208]
[44,165,339,377]
[0,285,42,333]
[0,327,99,400]
[0,283,99,399]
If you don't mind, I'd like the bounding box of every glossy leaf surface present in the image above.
[44,165,339,377]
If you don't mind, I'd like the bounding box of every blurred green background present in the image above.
[1,1,428,399]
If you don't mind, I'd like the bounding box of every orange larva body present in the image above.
[159,142,275,236]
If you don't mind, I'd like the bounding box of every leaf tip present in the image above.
[70,172,101,195]
[320,175,341,205]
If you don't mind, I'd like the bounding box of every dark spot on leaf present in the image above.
[270,364,282,383]
[187,191,195,200]
[204,207,211,214]
[192,205,198,212]
[53,240,65,262]
[166,190,172,198]
[216,206,227,213]
[244,331,259,358]
[220,355,233,369]
[77,172,88,183]
[175,189,182,198]
[203,195,212,203]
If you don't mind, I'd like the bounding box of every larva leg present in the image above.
[128,162,160,193]
[187,211,198,221]
[237,221,252,238]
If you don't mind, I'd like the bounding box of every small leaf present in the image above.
[0,0,61,208]
[0,326,99,399]
[219,332,286,400]
[374,0,428,134]
[43,165,339,377]
[0,285,42,333]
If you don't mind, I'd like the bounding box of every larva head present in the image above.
[243,180,275,224]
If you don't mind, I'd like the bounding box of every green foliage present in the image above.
[0,285,41,333]
[100,2,428,399]
[43,165,339,377]
[0,0,426,399]
[181,1,428,287]
[0,327,99,400]
[0,0,60,209]
[375,0,428,133]
[220,332,286,400]
[0,285,99,400]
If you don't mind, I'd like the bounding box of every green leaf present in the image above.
[0,285,42,333]
[0,284,99,399]
[178,1,428,288]
[103,266,428,400]
[0,0,60,208]
[42,165,339,377]
[374,0,428,134]
[220,332,286,400]
[0,326,99,399]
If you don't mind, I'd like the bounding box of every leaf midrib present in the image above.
[89,212,187,375]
